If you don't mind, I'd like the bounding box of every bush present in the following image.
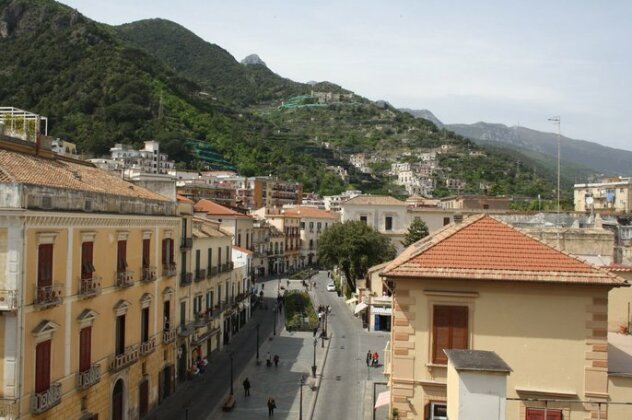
[289,268,318,280]
[284,290,319,331]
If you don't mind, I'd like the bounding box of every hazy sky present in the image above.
[61,0,632,151]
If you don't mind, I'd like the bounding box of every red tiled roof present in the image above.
[605,264,632,272]
[282,206,339,220]
[194,199,251,218]
[383,215,626,286]
[176,194,193,203]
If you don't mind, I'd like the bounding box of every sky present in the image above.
[60,0,632,151]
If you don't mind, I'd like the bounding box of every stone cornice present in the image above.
[21,213,180,228]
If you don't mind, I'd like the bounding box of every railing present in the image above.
[108,345,139,372]
[31,382,61,414]
[180,237,193,250]
[180,272,192,286]
[34,283,63,308]
[140,337,156,356]
[193,312,207,327]
[0,290,17,311]
[384,341,391,376]
[0,398,17,419]
[141,266,157,283]
[235,292,250,303]
[76,363,101,390]
[221,263,230,272]
[163,328,176,344]
[163,263,177,277]
[178,322,195,337]
[115,271,134,288]
[195,269,206,282]
[79,276,101,298]
[210,266,219,276]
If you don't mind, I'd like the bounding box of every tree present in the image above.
[401,218,429,248]
[317,221,396,292]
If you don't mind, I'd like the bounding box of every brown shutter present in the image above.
[143,239,150,268]
[117,240,127,272]
[432,306,451,364]
[169,239,174,264]
[451,306,469,350]
[38,244,53,287]
[79,326,92,372]
[526,409,562,420]
[81,242,94,280]
[162,239,167,265]
[35,340,51,393]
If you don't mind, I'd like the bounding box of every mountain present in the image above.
[241,54,266,67]
[400,108,444,129]
[446,122,632,176]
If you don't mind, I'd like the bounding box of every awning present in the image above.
[374,390,390,408]
[354,302,368,314]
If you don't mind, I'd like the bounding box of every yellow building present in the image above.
[382,215,628,420]
[0,135,180,419]
[252,208,301,271]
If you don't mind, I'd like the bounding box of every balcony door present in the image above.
[115,315,126,356]
[112,379,124,420]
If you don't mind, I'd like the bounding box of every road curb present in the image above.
[308,331,333,420]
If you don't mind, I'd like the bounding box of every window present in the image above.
[217,285,222,304]
[385,216,393,231]
[79,326,92,373]
[425,402,447,420]
[360,216,367,224]
[142,239,150,268]
[180,301,186,327]
[237,233,242,247]
[162,239,174,266]
[432,305,468,364]
[217,247,222,266]
[301,222,305,229]
[309,239,314,250]
[35,340,52,393]
[317,222,322,231]
[443,217,450,226]
[526,408,562,420]
[206,291,213,311]
[81,242,95,280]
[225,246,230,262]
[38,244,53,288]
[483,204,489,210]
[309,222,314,232]
[246,233,249,250]
[141,308,149,343]
[117,240,127,273]
[115,315,126,356]
[195,250,201,273]
[207,248,213,271]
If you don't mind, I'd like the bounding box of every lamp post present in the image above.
[299,376,305,420]
[312,337,317,377]
[256,324,260,364]
[273,305,277,336]
[229,352,234,396]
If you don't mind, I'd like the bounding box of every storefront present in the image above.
[371,305,392,332]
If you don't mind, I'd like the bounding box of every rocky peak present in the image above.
[0,0,84,38]
[241,54,266,67]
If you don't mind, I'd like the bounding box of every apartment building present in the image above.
[323,190,361,212]
[252,208,302,272]
[574,176,632,213]
[109,141,175,175]
[0,132,179,420]
[193,199,254,250]
[382,215,629,420]
[282,206,339,266]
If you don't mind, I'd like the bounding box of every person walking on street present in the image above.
[267,397,276,416]
[366,350,372,367]
[273,354,279,367]
[266,352,272,367]
[243,377,251,397]
[372,351,379,367]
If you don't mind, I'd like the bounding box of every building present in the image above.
[439,195,512,210]
[355,262,392,332]
[193,199,255,251]
[107,141,175,175]
[251,208,301,272]
[323,190,361,212]
[574,176,632,213]
[50,138,78,157]
[282,206,339,266]
[382,215,628,420]
[0,130,180,420]
[340,195,409,253]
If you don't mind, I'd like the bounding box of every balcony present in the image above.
[34,284,63,308]
[195,269,206,282]
[163,328,176,344]
[209,266,219,277]
[179,272,192,286]
[79,276,102,298]
[141,266,157,283]
[115,271,134,288]
[221,263,232,273]
[31,382,61,414]
[0,290,17,311]
[163,263,177,277]
[108,345,139,372]
[193,312,207,328]
[0,399,17,419]
[76,363,101,390]
[180,237,193,250]
[178,322,195,337]
[140,337,156,356]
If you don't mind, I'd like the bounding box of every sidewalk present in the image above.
[206,279,332,419]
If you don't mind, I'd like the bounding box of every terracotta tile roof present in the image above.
[605,264,632,272]
[176,194,194,203]
[0,148,170,202]
[342,195,407,206]
[232,245,253,255]
[383,215,627,286]
[192,216,230,238]
[282,206,339,220]
[194,199,251,218]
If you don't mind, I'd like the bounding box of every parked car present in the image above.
[327,282,336,292]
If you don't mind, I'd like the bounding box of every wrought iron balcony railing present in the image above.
[179,272,192,286]
[195,269,206,282]
[141,266,157,283]
[180,237,193,250]
[0,289,17,311]
[163,328,176,344]
[0,398,18,419]
[78,276,101,298]
[31,382,61,414]
[162,263,177,277]
[34,284,63,308]
[108,345,139,372]
[115,271,134,288]
[76,363,101,390]
[140,337,156,356]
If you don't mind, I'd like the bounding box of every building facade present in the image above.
[282,206,339,266]
[574,177,632,213]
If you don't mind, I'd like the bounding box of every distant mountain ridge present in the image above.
[402,109,632,176]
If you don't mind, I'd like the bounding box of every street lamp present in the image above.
[299,376,305,420]
[312,337,317,377]
[273,305,277,336]
[256,324,260,364]
[229,352,234,396]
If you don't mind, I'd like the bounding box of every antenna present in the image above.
[548,116,561,231]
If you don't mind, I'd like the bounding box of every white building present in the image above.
[108,140,175,175]
[283,206,340,266]
[323,190,362,212]
[574,177,632,213]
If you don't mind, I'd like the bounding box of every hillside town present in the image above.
[0,106,631,420]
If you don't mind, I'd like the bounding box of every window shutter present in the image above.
[38,244,53,287]
[117,240,127,271]
[142,239,150,268]
[162,239,167,265]
[81,242,94,280]
[433,306,451,364]
[451,306,469,351]
[79,326,92,372]
[526,408,562,420]
[169,239,174,263]
[35,340,51,393]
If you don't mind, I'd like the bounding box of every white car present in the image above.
[327,282,336,292]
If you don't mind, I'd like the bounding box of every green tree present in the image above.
[317,221,396,291]
[401,218,429,247]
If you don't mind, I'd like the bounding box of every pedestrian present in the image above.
[313,281,316,289]
[372,351,379,367]
[313,326,318,337]
[273,354,279,367]
[267,397,276,416]
[266,352,272,367]
[243,377,251,397]
[262,283,265,290]
[366,350,372,367]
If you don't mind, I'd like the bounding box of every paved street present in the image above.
[311,272,390,420]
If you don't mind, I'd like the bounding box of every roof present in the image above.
[608,332,632,376]
[176,194,194,203]
[192,217,230,239]
[232,245,253,255]
[605,264,632,272]
[194,199,251,218]
[0,148,170,202]
[342,195,407,206]
[382,215,627,286]
[444,349,512,373]
[282,206,338,220]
